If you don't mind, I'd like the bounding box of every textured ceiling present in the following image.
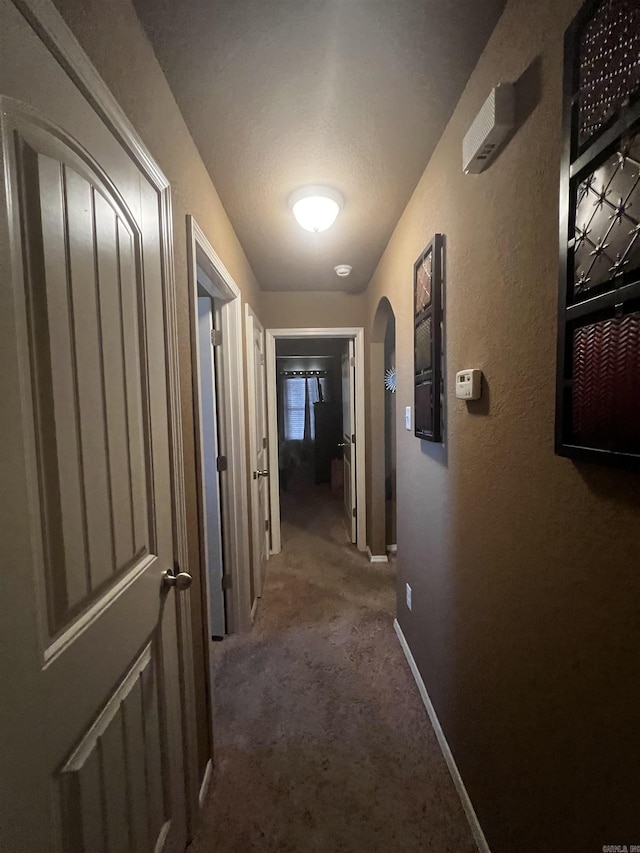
[133,0,507,292]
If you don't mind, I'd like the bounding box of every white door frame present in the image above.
[7,0,199,835]
[245,304,269,607]
[187,216,252,637]
[265,327,366,553]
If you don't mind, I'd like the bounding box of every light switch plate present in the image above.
[405,406,412,430]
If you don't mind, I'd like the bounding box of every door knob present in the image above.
[162,566,193,591]
[338,442,346,447]
[254,469,269,478]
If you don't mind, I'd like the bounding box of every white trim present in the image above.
[198,759,213,810]
[387,544,398,554]
[44,554,154,665]
[393,619,491,853]
[366,547,388,564]
[187,216,251,635]
[62,644,152,771]
[265,327,366,554]
[251,597,259,623]
[245,304,268,603]
[11,0,199,833]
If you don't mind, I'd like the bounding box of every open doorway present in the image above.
[384,312,397,554]
[265,327,366,554]
[275,337,346,505]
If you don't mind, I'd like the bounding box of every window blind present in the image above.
[282,377,327,440]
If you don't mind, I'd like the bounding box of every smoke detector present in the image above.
[463,83,515,174]
[334,264,352,277]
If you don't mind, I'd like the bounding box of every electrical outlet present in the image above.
[406,583,412,611]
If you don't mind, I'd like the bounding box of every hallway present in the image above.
[190,482,476,852]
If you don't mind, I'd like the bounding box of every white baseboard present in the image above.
[198,759,213,809]
[387,543,397,554]
[393,619,491,853]
[366,546,389,563]
[251,597,259,623]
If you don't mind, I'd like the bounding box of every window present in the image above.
[282,376,327,440]
[283,377,305,440]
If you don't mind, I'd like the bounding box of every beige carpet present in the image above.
[189,473,476,853]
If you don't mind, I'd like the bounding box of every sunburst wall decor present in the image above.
[384,367,396,393]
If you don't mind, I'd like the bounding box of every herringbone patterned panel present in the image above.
[572,313,640,451]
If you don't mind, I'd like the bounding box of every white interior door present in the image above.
[246,306,269,598]
[342,340,357,542]
[0,3,186,850]
[197,297,226,638]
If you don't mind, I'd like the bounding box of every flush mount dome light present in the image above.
[289,185,344,233]
[334,264,352,277]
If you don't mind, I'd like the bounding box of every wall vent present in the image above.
[462,83,515,174]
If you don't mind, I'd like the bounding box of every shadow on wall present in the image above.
[575,460,640,506]
[514,55,543,133]
[465,374,491,417]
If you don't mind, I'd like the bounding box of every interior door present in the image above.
[247,307,269,597]
[0,3,186,850]
[197,297,226,638]
[342,340,357,542]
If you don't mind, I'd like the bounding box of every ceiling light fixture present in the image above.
[289,185,344,233]
[334,264,352,277]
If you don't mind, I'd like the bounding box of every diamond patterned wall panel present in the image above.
[415,253,432,313]
[574,130,640,295]
[578,0,640,147]
[572,313,640,452]
[415,316,432,374]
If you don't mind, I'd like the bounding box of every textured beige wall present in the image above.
[365,0,640,849]
[50,0,263,780]
[260,290,366,330]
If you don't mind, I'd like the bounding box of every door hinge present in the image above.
[265,519,270,532]
[263,436,268,449]
[352,433,356,445]
[221,574,232,591]
[211,329,222,347]
[216,455,228,472]
[352,507,357,518]
[350,356,355,367]
[260,354,264,365]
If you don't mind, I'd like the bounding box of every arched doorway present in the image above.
[368,298,396,558]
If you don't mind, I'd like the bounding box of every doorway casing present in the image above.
[187,216,252,640]
[265,327,366,553]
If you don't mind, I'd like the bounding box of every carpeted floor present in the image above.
[188,471,476,853]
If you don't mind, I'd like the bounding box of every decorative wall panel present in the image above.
[578,0,640,147]
[557,0,640,467]
[414,234,444,441]
[574,131,640,295]
[572,314,640,452]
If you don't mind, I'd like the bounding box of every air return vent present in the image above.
[463,83,515,174]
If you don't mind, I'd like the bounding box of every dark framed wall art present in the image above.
[557,0,640,467]
[414,233,445,442]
